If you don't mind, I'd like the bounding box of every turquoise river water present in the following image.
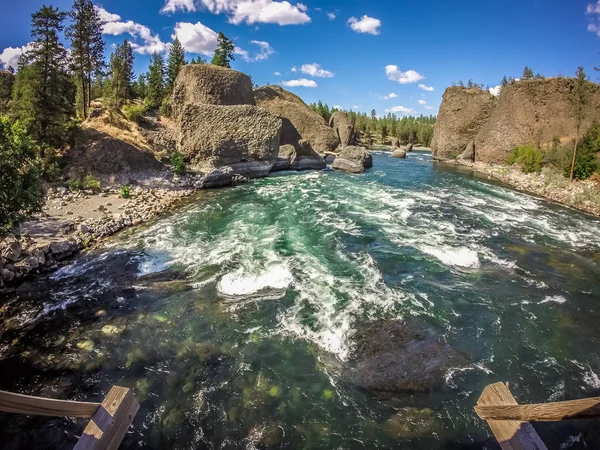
[1,152,600,449]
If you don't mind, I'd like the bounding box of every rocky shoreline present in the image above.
[443,158,600,217]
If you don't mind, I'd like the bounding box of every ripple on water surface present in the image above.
[2,152,600,449]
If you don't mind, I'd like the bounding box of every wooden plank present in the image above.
[0,390,100,418]
[74,386,139,450]
[475,396,600,422]
[476,382,548,450]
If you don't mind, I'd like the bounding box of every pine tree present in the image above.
[132,73,148,99]
[108,40,134,107]
[211,32,235,68]
[146,52,165,108]
[569,67,589,182]
[66,0,105,119]
[500,76,508,88]
[522,66,534,79]
[166,38,186,93]
[13,5,74,155]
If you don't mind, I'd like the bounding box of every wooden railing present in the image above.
[0,386,139,450]
[476,382,600,450]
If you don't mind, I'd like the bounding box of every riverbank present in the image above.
[443,158,600,217]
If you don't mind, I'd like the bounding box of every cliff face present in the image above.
[432,78,600,164]
[431,87,496,160]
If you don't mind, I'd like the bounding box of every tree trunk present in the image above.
[570,133,580,183]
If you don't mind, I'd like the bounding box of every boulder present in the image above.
[271,145,297,172]
[329,111,356,148]
[2,241,22,262]
[430,86,497,160]
[391,148,407,159]
[254,85,339,154]
[457,140,475,161]
[49,240,78,260]
[331,146,372,173]
[289,140,326,171]
[177,104,282,178]
[348,320,469,395]
[403,143,414,152]
[391,137,400,148]
[170,64,255,118]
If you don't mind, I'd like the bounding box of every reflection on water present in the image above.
[1,152,600,449]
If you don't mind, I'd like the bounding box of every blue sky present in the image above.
[1,0,600,115]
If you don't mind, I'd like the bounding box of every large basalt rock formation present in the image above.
[170,65,255,119]
[474,78,600,163]
[291,139,326,170]
[254,85,339,154]
[177,104,282,178]
[432,79,600,164]
[431,87,496,160]
[329,111,356,148]
[331,146,372,173]
[348,320,469,396]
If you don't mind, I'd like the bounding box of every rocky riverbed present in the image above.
[446,159,600,217]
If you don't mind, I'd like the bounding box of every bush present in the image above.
[567,122,600,181]
[159,97,171,117]
[122,103,146,123]
[544,138,571,173]
[120,185,131,199]
[68,174,101,192]
[171,152,186,174]
[0,116,44,234]
[508,145,544,174]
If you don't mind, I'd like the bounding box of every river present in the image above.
[1,151,600,449]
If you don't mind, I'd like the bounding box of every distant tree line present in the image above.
[309,101,436,147]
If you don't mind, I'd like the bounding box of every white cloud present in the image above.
[237,40,274,62]
[424,105,433,110]
[418,99,426,105]
[489,85,502,96]
[381,92,397,100]
[327,12,336,20]
[95,6,121,23]
[385,105,415,115]
[282,78,317,87]
[587,1,600,36]
[333,104,342,109]
[274,71,281,76]
[162,0,311,25]
[352,105,361,110]
[418,83,434,92]
[291,66,298,72]
[385,65,424,84]
[347,15,381,35]
[173,21,218,55]
[101,8,168,54]
[0,44,32,70]
[301,63,333,78]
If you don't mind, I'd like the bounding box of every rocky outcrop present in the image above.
[432,79,600,164]
[391,148,407,159]
[391,137,400,148]
[170,64,255,119]
[290,140,326,170]
[329,111,356,148]
[177,104,282,177]
[331,146,372,173]
[272,145,296,171]
[403,143,414,152]
[348,320,468,396]
[431,86,496,160]
[474,78,600,163]
[254,85,339,154]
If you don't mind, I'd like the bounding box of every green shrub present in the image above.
[0,116,44,234]
[159,97,171,117]
[171,152,186,174]
[508,145,544,174]
[544,139,571,173]
[84,174,101,191]
[567,122,600,181]
[68,178,83,191]
[122,103,146,123]
[120,185,131,199]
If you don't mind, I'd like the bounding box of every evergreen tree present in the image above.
[0,70,14,114]
[132,73,148,99]
[108,40,134,107]
[13,5,74,155]
[569,66,589,182]
[166,37,186,93]
[146,52,165,108]
[66,0,105,119]
[522,66,534,79]
[211,32,235,68]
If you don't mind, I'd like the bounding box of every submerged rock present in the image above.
[348,319,469,395]
[331,146,373,173]
[391,148,407,159]
[383,407,438,439]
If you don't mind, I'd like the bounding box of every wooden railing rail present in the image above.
[0,386,139,450]
[475,396,600,422]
